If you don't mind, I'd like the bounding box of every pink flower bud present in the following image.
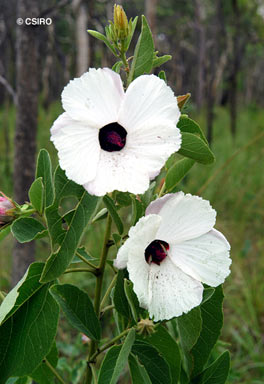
[0,192,16,226]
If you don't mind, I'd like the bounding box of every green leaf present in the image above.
[165,158,195,191]
[140,325,181,384]
[11,217,47,243]
[0,283,59,383]
[131,197,144,226]
[116,192,131,207]
[50,284,101,341]
[202,288,215,304]
[36,149,54,207]
[152,54,172,68]
[177,307,202,373]
[92,207,108,223]
[178,132,215,164]
[191,286,224,377]
[0,262,45,325]
[192,351,230,384]
[113,270,131,319]
[0,224,11,242]
[31,343,58,384]
[72,246,95,263]
[88,30,117,56]
[29,177,44,213]
[40,168,99,283]
[178,115,207,143]
[124,16,138,51]
[132,340,171,384]
[128,15,154,83]
[129,353,152,384]
[112,61,123,73]
[103,195,124,235]
[158,70,167,82]
[124,279,140,323]
[140,181,156,208]
[98,329,135,384]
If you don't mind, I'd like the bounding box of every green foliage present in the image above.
[87,30,117,56]
[131,340,171,384]
[28,177,44,214]
[103,195,124,235]
[139,325,181,383]
[178,132,215,164]
[152,54,172,68]
[128,16,154,83]
[124,279,140,322]
[98,329,135,384]
[31,343,58,384]
[129,354,152,384]
[50,284,101,341]
[192,351,230,384]
[165,158,195,191]
[113,270,131,319]
[11,217,47,243]
[40,167,99,283]
[36,149,54,208]
[0,269,59,383]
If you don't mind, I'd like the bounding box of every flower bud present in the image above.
[113,4,129,39]
[137,318,156,337]
[0,192,16,226]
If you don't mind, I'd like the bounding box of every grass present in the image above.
[0,102,263,383]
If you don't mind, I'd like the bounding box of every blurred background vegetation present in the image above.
[0,0,264,383]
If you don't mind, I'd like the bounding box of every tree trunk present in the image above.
[194,0,205,110]
[12,0,39,286]
[145,0,157,46]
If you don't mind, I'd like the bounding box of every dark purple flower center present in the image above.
[99,122,127,152]
[145,239,169,265]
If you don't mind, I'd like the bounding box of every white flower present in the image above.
[51,68,181,196]
[114,192,231,321]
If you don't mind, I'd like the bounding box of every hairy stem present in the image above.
[100,274,117,311]
[76,250,99,269]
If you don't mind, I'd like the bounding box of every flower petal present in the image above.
[169,229,231,286]
[62,68,125,127]
[118,75,180,132]
[51,112,100,184]
[115,215,162,307]
[83,149,150,196]
[147,257,203,321]
[155,192,216,243]
[126,119,181,179]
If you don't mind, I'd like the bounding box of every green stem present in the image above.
[158,179,166,197]
[76,251,99,269]
[64,267,97,275]
[100,304,115,316]
[44,359,67,384]
[91,365,98,384]
[90,328,132,362]
[100,274,117,311]
[85,213,112,384]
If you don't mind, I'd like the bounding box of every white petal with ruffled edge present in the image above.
[51,113,100,184]
[62,68,125,127]
[169,229,231,287]
[146,257,203,321]
[155,192,216,244]
[118,75,180,131]
[122,215,162,308]
[126,119,181,179]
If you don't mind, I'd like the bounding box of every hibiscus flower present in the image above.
[114,192,231,321]
[51,68,181,196]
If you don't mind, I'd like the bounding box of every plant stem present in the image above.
[90,328,132,362]
[158,179,166,197]
[64,267,97,275]
[91,365,98,384]
[100,304,115,316]
[76,251,99,269]
[44,359,67,384]
[85,213,112,384]
[100,274,117,311]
